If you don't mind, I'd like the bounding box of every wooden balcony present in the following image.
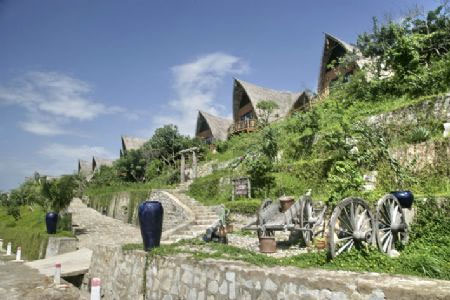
[228,119,258,135]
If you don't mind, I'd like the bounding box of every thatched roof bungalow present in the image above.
[195,111,233,143]
[92,156,114,173]
[78,159,93,177]
[121,135,147,157]
[317,33,372,97]
[230,79,310,134]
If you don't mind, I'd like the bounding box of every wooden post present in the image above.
[232,178,235,201]
[192,150,197,179]
[180,153,185,183]
[248,178,251,198]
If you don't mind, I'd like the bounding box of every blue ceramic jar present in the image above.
[45,212,58,234]
[138,201,164,251]
[390,190,414,208]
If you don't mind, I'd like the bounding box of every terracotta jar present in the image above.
[279,196,295,212]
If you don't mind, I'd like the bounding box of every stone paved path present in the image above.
[0,256,84,300]
[68,198,142,249]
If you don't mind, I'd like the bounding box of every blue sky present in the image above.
[0,0,440,190]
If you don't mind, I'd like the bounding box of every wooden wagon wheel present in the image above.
[328,197,376,258]
[257,199,275,238]
[376,194,408,254]
[299,196,324,245]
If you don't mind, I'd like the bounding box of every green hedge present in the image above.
[225,199,261,215]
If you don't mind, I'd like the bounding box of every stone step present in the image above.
[193,213,218,217]
[194,219,218,225]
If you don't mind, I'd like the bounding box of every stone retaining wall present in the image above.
[83,245,450,300]
[89,190,188,232]
[389,139,450,171]
[367,93,450,127]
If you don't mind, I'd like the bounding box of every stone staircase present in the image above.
[161,184,220,244]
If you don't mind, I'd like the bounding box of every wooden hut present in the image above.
[195,111,232,143]
[92,156,114,173]
[120,135,147,157]
[317,33,368,97]
[230,78,306,134]
[78,159,93,178]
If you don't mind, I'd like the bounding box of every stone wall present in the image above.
[367,93,450,127]
[389,139,450,171]
[45,237,78,258]
[84,245,450,300]
[186,159,233,179]
[89,190,188,232]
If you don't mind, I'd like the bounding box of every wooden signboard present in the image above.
[232,177,251,201]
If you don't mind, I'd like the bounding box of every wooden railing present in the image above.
[228,119,258,135]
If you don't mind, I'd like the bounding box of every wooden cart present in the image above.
[244,193,409,258]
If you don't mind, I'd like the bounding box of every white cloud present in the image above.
[154,52,249,135]
[0,71,127,135]
[19,120,67,136]
[39,143,116,161]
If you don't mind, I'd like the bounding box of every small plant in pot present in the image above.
[40,175,76,234]
[224,208,233,233]
[313,236,327,250]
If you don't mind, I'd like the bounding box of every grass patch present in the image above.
[0,206,73,260]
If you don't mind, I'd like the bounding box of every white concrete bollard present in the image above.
[54,263,61,285]
[0,239,3,251]
[14,246,23,262]
[90,277,101,300]
[6,242,11,256]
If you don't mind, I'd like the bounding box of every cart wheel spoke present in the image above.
[376,194,409,254]
[328,197,375,259]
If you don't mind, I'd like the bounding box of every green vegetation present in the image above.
[0,205,73,260]
[189,5,450,207]
[123,195,449,280]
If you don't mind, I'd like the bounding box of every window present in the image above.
[240,111,253,121]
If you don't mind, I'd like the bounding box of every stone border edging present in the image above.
[157,190,196,241]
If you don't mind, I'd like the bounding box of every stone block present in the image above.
[45,237,78,258]
[208,280,219,294]
[219,281,228,295]
[264,278,278,292]
[444,123,450,137]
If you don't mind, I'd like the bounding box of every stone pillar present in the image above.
[192,151,197,179]
[180,154,185,183]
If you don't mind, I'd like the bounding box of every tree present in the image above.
[115,149,147,182]
[355,4,450,96]
[256,100,279,127]
[41,175,77,212]
[245,127,278,196]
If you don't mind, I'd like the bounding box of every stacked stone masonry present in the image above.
[84,245,450,300]
[89,190,188,232]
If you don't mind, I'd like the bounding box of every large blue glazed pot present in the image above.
[391,190,414,208]
[138,201,164,251]
[45,212,58,234]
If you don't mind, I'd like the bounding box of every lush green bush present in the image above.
[224,199,261,215]
[41,175,77,213]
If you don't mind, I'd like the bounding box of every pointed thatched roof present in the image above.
[289,90,315,114]
[195,111,233,142]
[317,33,372,96]
[92,156,114,172]
[232,79,302,122]
[121,136,147,153]
[78,159,92,176]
